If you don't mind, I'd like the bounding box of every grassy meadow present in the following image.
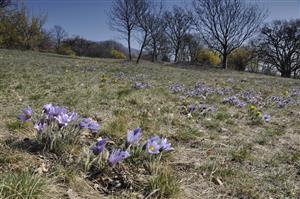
[0,49,299,199]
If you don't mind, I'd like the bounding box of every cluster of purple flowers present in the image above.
[90,138,130,167]
[170,83,185,94]
[18,104,101,136]
[17,104,79,131]
[288,88,300,97]
[268,96,299,108]
[237,91,261,105]
[42,104,78,128]
[133,82,149,89]
[80,118,101,134]
[267,88,300,108]
[223,96,247,108]
[186,82,215,97]
[187,104,216,115]
[18,107,33,123]
[216,87,232,96]
[171,81,232,99]
[90,128,173,167]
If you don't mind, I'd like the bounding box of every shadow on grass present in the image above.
[4,137,43,154]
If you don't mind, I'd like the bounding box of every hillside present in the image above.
[0,49,299,199]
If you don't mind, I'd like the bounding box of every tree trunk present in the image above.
[152,41,157,62]
[136,32,148,64]
[222,53,228,69]
[174,47,179,63]
[127,31,132,61]
[281,70,291,78]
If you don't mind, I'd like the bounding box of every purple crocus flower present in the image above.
[88,122,100,134]
[55,113,70,128]
[237,101,247,108]
[34,121,45,133]
[91,139,107,155]
[54,112,77,128]
[18,107,33,123]
[277,101,285,108]
[52,106,67,117]
[149,136,160,142]
[43,104,53,114]
[187,104,196,113]
[127,128,142,145]
[262,113,271,123]
[170,83,185,93]
[160,138,174,151]
[146,136,161,155]
[80,118,100,134]
[108,149,130,166]
[79,118,92,128]
[133,82,148,89]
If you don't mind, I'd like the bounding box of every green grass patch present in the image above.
[0,172,49,199]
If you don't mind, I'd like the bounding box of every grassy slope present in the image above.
[0,49,299,198]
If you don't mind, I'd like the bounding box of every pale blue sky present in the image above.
[25,0,300,47]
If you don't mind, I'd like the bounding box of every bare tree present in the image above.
[51,25,68,52]
[109,0,136,61]
[193,0,266,69]
[144,1,165,62]
[133,0,152,64]
[0,0,11,8]
[164,6,193,63]
[182,34,203,63]
[258,20,300,78]
[0,0,14,17]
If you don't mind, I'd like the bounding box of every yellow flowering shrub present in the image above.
[111,50,126,59]
[195,49,221,66]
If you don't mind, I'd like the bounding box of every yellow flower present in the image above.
[100,75,107,82]
[284,91,289,96]
[249,105,256,111]
[256,111,262,117]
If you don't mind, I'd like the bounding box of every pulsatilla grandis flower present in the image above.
[43,104,67,120]
[170,83,185,93]
[108,149,130,166]
[262,113,271,123]
[91,139,107,155]
[223,96,246,108]
[80,118,100,134]
[34,121,46,133]
[160,138,174,151]
[146,136,161,155]
[55,112,77,128]
[146,136,174,155]
[133,82,148,89]
[127,128,142,145]
[43,104,53,114]
[18,107,33,123]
